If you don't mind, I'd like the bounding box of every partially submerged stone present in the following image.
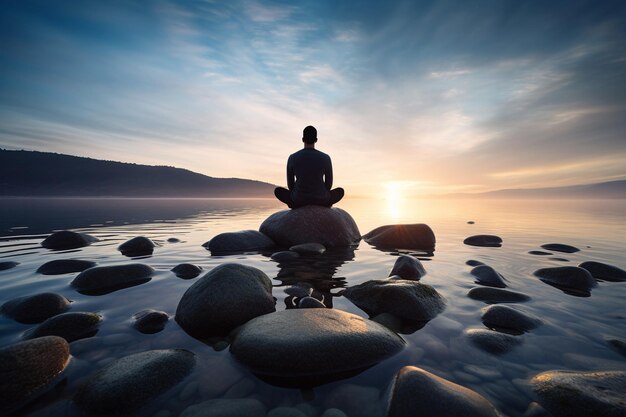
[465,328,523,355]
[37,259,96,275]
[1,292,71,324]
[271,251,300,261]
[204,230,275,254]
[541,243,580,253]
[534,266,597,296]
[133,309,169,334]
[0,261,19,271]
[471,265,507,288]
[363,224,435,251]
[118,236,157,256]
[389,255,426,280]
[468,287,531,303]
[171,263,203,279]
[41,230,98,250]
[290,242,326,255]
[579,261,626,282]
[23,312,102,343]
[481,305,541,334]
[71,264,154,295]
[463,235,502,248]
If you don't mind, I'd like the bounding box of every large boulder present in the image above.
[176,263,275,337]
[74,349,195,414]
[204,230,275,254]
[23,312,102,342]
[0,336,70,416]
[1,292,71,324]
[386,366,501,417]
[231,309,404,380]
[259,206,361,247]
[41,230,98,250]
[344,279,445,321]
[71,264,154,295]
[531,370,626,417]
[363,224,435,251]
[36,259,96,275]
[534,266,597,296]
[579,261,626,282]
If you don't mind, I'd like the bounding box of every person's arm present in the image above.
[325,155,333,190]
[287,155,295,190]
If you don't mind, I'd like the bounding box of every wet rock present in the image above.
[465,328,523,355]
[481,305,541,333]
[389,255,426,280]
[344,279,445,321]
[463,235,502,247]
[271,251,300,261]
[41,230,98,250]
[363,223,435,251]
[118,236,157,256]
[0,261,19,271]
[387,366,501,417]
[230,309,404,379]
[531,370,626,417]
[23,312,102,343]
[298,297,326,308]
[290,242,326,255]
[606,337,626,357]
[74,349,195,415]
[176,263,275,337]
[36,259,96,275]
[71,263,154,295]
[471,265,507,288]
[171,263,202,279]
[540,243,580,253]
[180,398,266,417]
[467,220,475,224]
[468,287,531,303]
[133,309,169,334]
[204,230,275,254]
[466,260,485,267]
[579,261,626,282]
[167,237,181,243]
[260,206,361,247]
[1,292,71,324]
[0,336,70,416]
[529,251,552,256]
[534,266,597,296]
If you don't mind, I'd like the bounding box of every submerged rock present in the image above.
[133,309,169,334]
[465,328,523,355]
[481,305,541,333]
[71,264,154,295]
[0,336,70,416]
[534,266,597,296]
[389,255,426,280]
[463,235,502,247]
[231,309,404,380]
[0,261,19,271]
[466,260,485,267]
[344,279,445,321]
[180,398,266,417]
[260,206,361,247]
[387,366,501,417]
[271,251,300,261]
[176,263,275,337]
[118,236,157,256]
[579,261,626,282]
[74,349,195,414]
[23,312,102,343]
[529,251,552,256]
[290,242,326,255]
[471,265,507,288]
[606,337,626,357]
[531,370,626,417]
[363,224,435,251]
[37,259,96,275]
[468,287,531,303]
[41,230,98,250]
[204,230,275,253]
[1,292,71,324]
[172,263,203,279]
[541,243,580,253]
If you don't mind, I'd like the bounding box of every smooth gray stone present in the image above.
[175,263,275,337]
[534,266,597,296]
[389,255,426,280]
[289,242,326,255]
[74,349,195,415]
[0,261,19,271]
[271,251,300,261]
[471,265,507,288]
[23,312,102,343]
[260,206,361,247]
[466,260,485,267]
[468,287,531,303]
[540,243,580,253]
[133,309,169,334]
[363,223,435,251]
[36,259,96,275]
[0,336,70,416]
[1,292,71,324]
[387,366,501,417]
[204,230,275,253]
[71,263,154,295]
[41,230,98,250]
[230,309,404,377]
[180,398,266,417]
[463,235,502,247]
[118,236,157,256]
[465,328,523,355]
[579,261,626,282]
[344,279,445,321]
[481,305,541,333]
[298,297,326,308]
[171,263,202,279]
[531,370,626,417]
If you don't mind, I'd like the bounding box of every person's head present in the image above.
[302,125,317,144]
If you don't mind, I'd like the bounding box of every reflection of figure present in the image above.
[274,126,344,209]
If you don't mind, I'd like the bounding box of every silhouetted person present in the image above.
[275,126,344,208]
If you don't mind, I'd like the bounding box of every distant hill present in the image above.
[448,180,626,199]
[0,149,276,197]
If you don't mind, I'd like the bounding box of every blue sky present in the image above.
[1,0,625,195]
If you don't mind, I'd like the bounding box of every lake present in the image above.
[1,197,625,417]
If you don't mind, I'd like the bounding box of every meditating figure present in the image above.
[274,126,344,209]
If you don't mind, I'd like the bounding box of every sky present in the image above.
[1,0,625,196]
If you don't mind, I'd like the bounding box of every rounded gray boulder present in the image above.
[37,259,96,275]
[363,224,435,251]
[41,230,98,250]
[260,206,361,247]
[481,305,541,333]
[204,230,275,254]
[172,263,203,279]
[1,292,71,324]
[176,263,275,337]
[133,309,169,334]
[118,236,157,256]
[579,261,626,282]
[534,266,597,296]
[389,255,426,280]
[71,263,154,295]
[465,328,523,355]
[471,265,507,288]
[23,312,102,343]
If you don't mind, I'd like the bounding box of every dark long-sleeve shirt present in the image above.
[287,148,333,205]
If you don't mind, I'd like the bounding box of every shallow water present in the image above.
[1,197,625,417]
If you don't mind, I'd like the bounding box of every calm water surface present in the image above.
[1,197,625,417]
